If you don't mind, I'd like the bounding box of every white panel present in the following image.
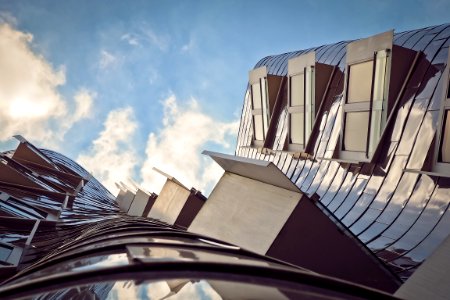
[348,60,373,103]
[202,150,301,192]
[290,112,304,144]
[344,111,369,152]
[128,189,151,216]
[290,74,304,106]
[189,172,301,255]
[117,190,135,212]
[148,180,190,225]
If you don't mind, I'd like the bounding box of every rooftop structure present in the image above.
[0,22,450,299]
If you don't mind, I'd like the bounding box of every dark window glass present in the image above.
[0,245,12,261]
[440,110,450,162]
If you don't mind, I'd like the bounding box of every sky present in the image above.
[0,0,449,196]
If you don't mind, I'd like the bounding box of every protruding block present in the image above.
[148,179,191,225]
[128,189,153,217]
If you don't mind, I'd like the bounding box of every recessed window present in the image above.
[440,111,450,162]
[340,31,393,162]
[435,51,450,172]
[0,244,12,262]
[347,60,373,103]
[287,52,335,153]
[288,68,315,151]
[248,66,282,147]
[251,79,269,142]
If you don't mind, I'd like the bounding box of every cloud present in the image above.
[120,26,169,51]
[121,33,139,46]
[77,107,138,194]
[181,37,195,53]
[0,21,94,148]
[142,27,169,51]
[99,50,117,69]
[141,94,239,195]
[0,11,17,26]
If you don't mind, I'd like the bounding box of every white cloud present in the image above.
[0,22,94,148]
[77,107,138,194]
[99,50,117,69]
[121,33,139,46]
[181,37,195,53]
[120,27,169,51]
[0,11,17,26]
[142,28,169,51]
[141,94,239,195]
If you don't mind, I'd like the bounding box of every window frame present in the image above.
[287,52,316,152]
[339,30,393,162]
[248,66,283,148]
[433,50,450,175]
[249,67,270,147]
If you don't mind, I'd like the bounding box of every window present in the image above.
[288,67,314,151]
[249,66,282,147]
[434,50,450,174]
[251,77,269,142]
[340,31,393,162]
[0,244,12,262]
[287,51,333,153]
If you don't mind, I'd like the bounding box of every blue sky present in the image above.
[0,0,449,195]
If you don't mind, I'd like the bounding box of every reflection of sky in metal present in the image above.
[128,246,270,267]
[73,253,129,272]
[106,280,222,300]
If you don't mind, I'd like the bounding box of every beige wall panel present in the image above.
[118,190,135,212]
[189,172,301,255]
[148,180,190,225]
[128,189,151,216]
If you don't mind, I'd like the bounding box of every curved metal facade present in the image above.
[0,140,398,299]
[236,23,450,281]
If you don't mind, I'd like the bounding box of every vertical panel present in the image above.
[290,112,304,144]
[344,112,369,152]
[348,61,373,103]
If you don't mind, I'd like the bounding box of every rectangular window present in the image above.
[440,110,450,163]
[0,244,12,262]
[432,49,450,175]
[342,49,389,159]
[447,78,450,99]
[347,60,373,103]
[288,66,315,150]
[251,78,269,142]
[438,79,450,164]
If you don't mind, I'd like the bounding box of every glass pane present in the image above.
[251,83,261,109]
[0,245,12,261]
[348,60,373,103]
[447,78,450,99]
[290,112,304,144]
[290,74,304,106]
[441,111,450,162]
[373,51,388,102]
[253,115,264,141]
[261,78,269,136]
[344,112,369,152]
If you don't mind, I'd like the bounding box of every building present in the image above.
[0,22,449,299]
[0,137,396,299]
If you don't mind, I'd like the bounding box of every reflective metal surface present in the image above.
[235,23,450,281]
